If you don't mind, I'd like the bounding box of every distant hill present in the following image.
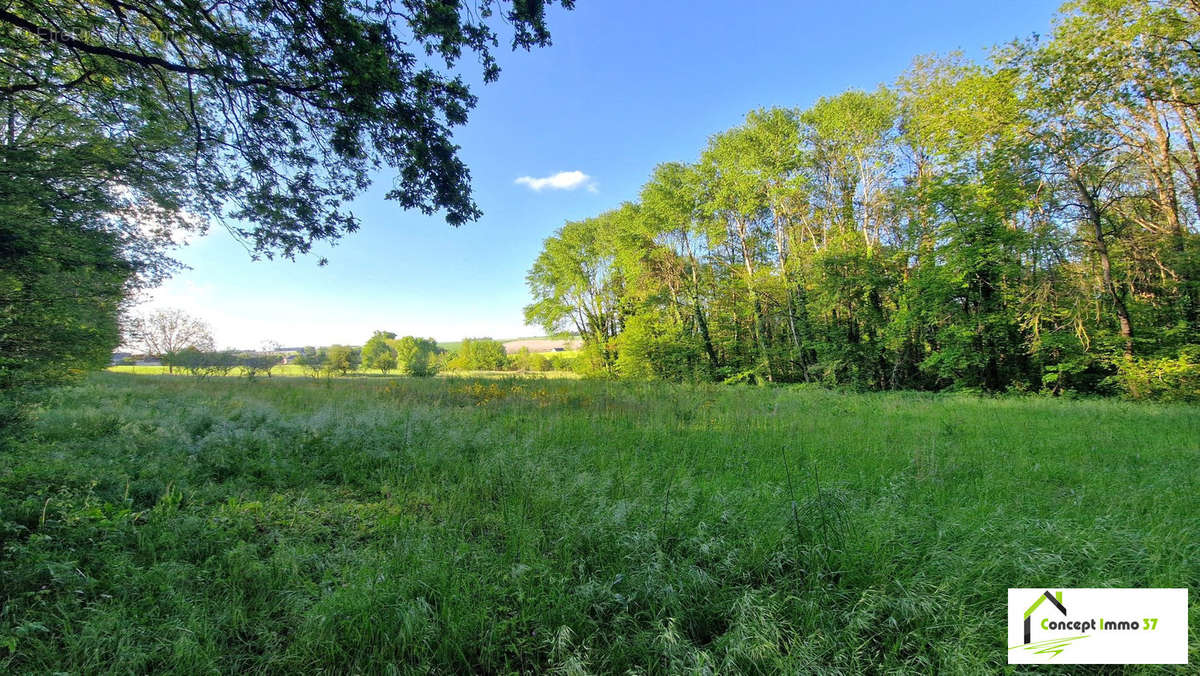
[500,338,582,354]
[438,336,581,354]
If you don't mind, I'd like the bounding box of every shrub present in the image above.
[294,347,324,378]
[391,337,439,377]
[508,346,550,372]
[361,331,398,373]
[447,338,506,371]
[616,316,706,381]
[1113,347,1200,402]
[166,348,240,378]
[239,354,282,380]
[324,345,356,376]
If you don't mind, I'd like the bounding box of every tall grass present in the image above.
[2,373,1196,672]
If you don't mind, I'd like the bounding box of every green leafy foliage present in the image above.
[165,349,240,378]
[0,0,571,401]
[0,0,574,256]
[1114,346,1200,401]
[390,336,440,377]
[508,346,550,372]
[0,211,131,391]
[524,2,1200,399]
[447,338,507,371]
[238,354,283,380]
[323,345,357,376]
[361,331,399,373]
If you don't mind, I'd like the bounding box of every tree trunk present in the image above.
[1169,100,1200,227]
[680,229,718,369]
[736,218,772,380]
[1075,177,1134,358]
[773,208,802,360]
[1148,107,1185,249]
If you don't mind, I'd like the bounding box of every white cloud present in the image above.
[515,170,597,193]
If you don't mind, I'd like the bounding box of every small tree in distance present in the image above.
[449,338,507,371]
[393,336,440,376]
[376,352,399,375]
[362,331,398,373]
[325,345,355,376]
[126,309,215,373]
[165,349,239,378]
[240,354,282,380]
[294,347,324,379]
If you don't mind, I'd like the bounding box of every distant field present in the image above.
[435,337,534,353]
[438,336,581,353]
[2,374,1196,672]
[501,338,583,354]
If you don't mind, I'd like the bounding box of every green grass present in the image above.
[2,373,1196,672]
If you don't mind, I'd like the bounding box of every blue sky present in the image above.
[147,0,1063,349]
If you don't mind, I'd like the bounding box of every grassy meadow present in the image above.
[1,373,1197,672]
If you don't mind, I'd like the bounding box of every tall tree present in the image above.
[520,0,1199,398]
[362,330,399,372]
[1,0,572,392]
[525,212,625,373]
[1,0,574,257]
[638,162,720,369]
[699,124,776,380]
[125,308,215,373]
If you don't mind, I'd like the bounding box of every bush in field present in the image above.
[616,315,707,381]
[1114,347,1200,402]
[239,354,282,380]
[166,348,240,378]
[448,338,506,370]
[361,331,398,373]
[432,349,456,373]
[324,345,357,376]
[165,347,202,376]
[294,347,324,378]
[211,352,240,376]
[572,341,615,378]
[392,336,439,376]
[375,351,398,374]
[508,346,531,371]
[509,347,550,372]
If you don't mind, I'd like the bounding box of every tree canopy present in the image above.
[0,0,570,392]
[525,0,1200,398]
[1,0,573,258]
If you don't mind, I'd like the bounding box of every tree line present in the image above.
[295,334,576,376]
[525,0,1200,399]
[159,349,282,380]
[126,323,579,380]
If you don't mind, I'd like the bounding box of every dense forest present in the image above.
[525,0,1200,398]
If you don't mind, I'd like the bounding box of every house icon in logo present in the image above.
[1023,590,1067,644]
